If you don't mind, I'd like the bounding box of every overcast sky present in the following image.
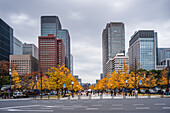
[0,0,170,83]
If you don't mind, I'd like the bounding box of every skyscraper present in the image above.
[102,22,125,77]
[41,16,62,36]
[57,29,70,70]
[13,36,22,55]
[38,34,65,74]
[22,43,38,60]
[128,30,157,71]
[0,18,13,61]
[158,48,170,65]
[70,54,73,75]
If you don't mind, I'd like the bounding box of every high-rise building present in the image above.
[70,54,73,75]
[102,22,125,77]
[158,48,170,65]
[105,53,129,74]
[57,39,65,65]
[41,16,62,36]
[128,30,157,71]
[38,34,65,74]
[57,29,70,70]
[22,43,38,60]
[100,73,103,80]
[0,18,13,61]
[13,36,22,55]
[10,55,38,75]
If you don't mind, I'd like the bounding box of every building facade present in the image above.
[0,18,13,61]
[57,39,65,65]
[41,16,61,36]
[100,73,103,80]
[13,36,22,55]
[10,55,38,75]
[70,54,73,75]
[22,43,38,60]
[38,34,65,74]
[158,48,170,65]
[102,22,125,77]
[128,30,157,71]
[57,29,70,70]
[105,53,129,75]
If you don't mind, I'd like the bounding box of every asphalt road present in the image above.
[0,98,170,113]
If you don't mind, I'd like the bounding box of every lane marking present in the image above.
[163,107,170,109]
[62,108,75,110]
[136,107,150,109]
[110,108,123,110]
[8,109,54,112]
[0,105,41,110]
[86,108,98,110]
[133,104,144,106]
[92,105,102,107]
[154,103,166,106]
[112,104,123,106]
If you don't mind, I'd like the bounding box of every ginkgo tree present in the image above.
[11,70,21,90]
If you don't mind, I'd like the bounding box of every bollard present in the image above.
[135,95,138,99]
[68,95,70,100]
[78,94,81,100]
[89,94,91,100]
[58,96,60,100]
[123,95,126,99]
[100,94,102,99]
[48,94,50,100]
[148,94,151,98]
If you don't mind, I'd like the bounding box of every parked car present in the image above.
[13,91,23,98]
[139,89,146,94]
[149,89,156,94]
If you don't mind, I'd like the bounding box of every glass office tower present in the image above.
[0,18,13,61]
[158,48,170,65]
[57,29,70,70]
[102,22,125,77]
[41,16,62,36]
[128,30,157,71]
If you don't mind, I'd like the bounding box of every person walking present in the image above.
[129,89,132,96]
[165,88,169,96]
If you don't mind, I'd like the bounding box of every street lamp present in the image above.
[125,80,127,96]
[9,67,11,99]
[110,84,112,96]
[71,81,74,97]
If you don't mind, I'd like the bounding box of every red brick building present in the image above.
[38,34,65,74]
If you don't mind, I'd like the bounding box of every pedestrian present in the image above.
[165,88,169,96]
[111,90,113,96]
[129,89,132,96]
[114,89,116,96]
[135,89,138,96]
[132,89,135,96]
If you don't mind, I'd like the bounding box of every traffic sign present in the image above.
[63,84,66,88]
[139,80,142,85]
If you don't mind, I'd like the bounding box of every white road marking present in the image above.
[8,109,54,112]
[110,108,123,110]
[62,108,75,110]
[154,103,166,106]
[133,104,144,106]
[112,104,123,106]
[86,108,98,110]
[163,107,170,109]
[92,105,102,106]
[136,107,150,109]
[0,105,41,110]
[46,105,63,108]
